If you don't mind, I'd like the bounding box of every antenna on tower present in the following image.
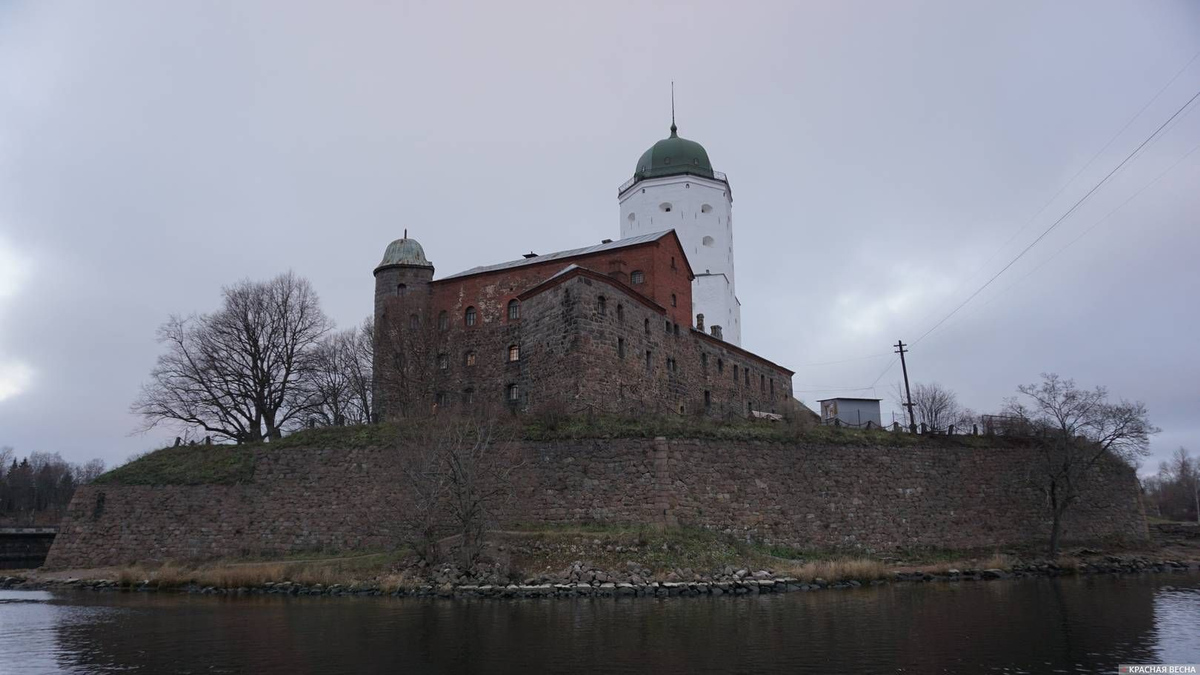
[670,81,677,135]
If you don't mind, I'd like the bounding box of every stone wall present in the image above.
[45,436,1147,569]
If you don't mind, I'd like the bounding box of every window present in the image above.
[701,353,708,371]
[659,202,672,212]
[437,353,448,370]
[435,392,448,407]
[508,344,520,362]
[670,293,677,307]
[733,365,739,381]
[465,351,476,367]
[462,388,474,405]
[409,314,420,330]
[646,350,652,370]
[665,320,671,334]
[397,283,407,296]
[597,296,607,315]
[701,204,713,213]
[508,299,520,321]
[673,323,680,337]
[644,318,650,334]
[702,236,714,247]
[438,311,449,331]
[745,370,750,386]
[761,374,766,392]
[507,384,519,402]
[717,358,724,374]
[704,390,711,410]
[671,257,677,270]
[631,270,644,285]
[770,379,775,396]
[618,338,625,358]
[667,356,675,373]
[465,306,477,327]
[617,304,624,321]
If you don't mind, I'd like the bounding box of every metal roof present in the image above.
[439,231,673,281]
[816,397,883,402]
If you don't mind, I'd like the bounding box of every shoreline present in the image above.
[6,554,1197,600]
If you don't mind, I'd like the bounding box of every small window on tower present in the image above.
[465,306,477,327]
[702,236,714,247]
[597,296,607,315]
[627,212,635,222]
[397,283,407,296]
[701,204,713,213]
[631,270,645,285]
[659,202,672,213]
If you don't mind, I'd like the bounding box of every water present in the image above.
[1,573,1198,674]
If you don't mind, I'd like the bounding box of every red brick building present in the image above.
[373,230,794,419]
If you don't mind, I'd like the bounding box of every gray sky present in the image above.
[1,1,1198,474]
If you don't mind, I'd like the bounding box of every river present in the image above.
[1,572,1198,674]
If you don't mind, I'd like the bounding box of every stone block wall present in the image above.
[45,438,1147,569]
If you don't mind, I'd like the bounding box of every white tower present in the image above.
[618,120,741,345]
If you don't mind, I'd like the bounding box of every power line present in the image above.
[905,48,1200,337]
[919,136,1200,344]
[911,85,1200,346]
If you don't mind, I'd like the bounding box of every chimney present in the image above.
[522,252,538,259]
[696,313,705,332]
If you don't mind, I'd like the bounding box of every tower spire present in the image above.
[670,81,677,136]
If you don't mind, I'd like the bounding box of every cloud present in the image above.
[0,234,34,402]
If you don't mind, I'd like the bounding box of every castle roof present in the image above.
[439,230,692,281]
[633,123,715,182]
[376,235,432,271]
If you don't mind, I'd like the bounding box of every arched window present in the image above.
[597,296,607,315]
[437,353,448,370]
[701,204,713,214]
[670,293,677,307]
[438,311,449,331]
[464,306,477,327]
[717,358,724,374]
[462,388,474,405]
[508,344,520,362]
[617,304,624,321]
[618,338,625,358]
[507,299,520,321]
[506,384,519,402]
[630,270,645,285]
[397,283,407,296]
[702,236,714,247]
[659,202,672,212]
[464,351,476,367]
[409,314,420,330]
[644,318,650,334]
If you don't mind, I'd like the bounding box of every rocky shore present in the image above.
[5,555,1196,600]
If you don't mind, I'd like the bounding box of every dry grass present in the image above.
[780,558,889,583]
[108,552,404,590]
[978,553,1015,570]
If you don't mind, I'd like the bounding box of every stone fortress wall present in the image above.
[45,436,1147,569]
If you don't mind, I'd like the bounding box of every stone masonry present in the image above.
[45,437,1147,569]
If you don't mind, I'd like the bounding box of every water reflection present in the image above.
[0,573,1196,674]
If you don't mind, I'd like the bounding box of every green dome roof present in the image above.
[633,123,715,181]
[377,235,432,269]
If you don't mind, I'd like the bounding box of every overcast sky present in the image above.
[1,1,1197,474]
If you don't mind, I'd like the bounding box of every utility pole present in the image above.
[895,340,916,431]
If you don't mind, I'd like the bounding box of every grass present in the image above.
[94,444,255,486]
[95,415,1015,486]
[112,551,406,590]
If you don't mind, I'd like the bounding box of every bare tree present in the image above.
[75,459,107,484]
[1146,447,1200,524]
[1005,373,1158,556]
[132,271,332,443]
[374,310,434,419]
[302,318,375,427]
[397,417,523,568]
[893,381,965,432]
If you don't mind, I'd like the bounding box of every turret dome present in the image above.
[377,234,432,270]
[633,123,715,181]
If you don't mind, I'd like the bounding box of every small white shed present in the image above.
[817,397,882,428]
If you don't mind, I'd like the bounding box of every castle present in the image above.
[372,120,796,419]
